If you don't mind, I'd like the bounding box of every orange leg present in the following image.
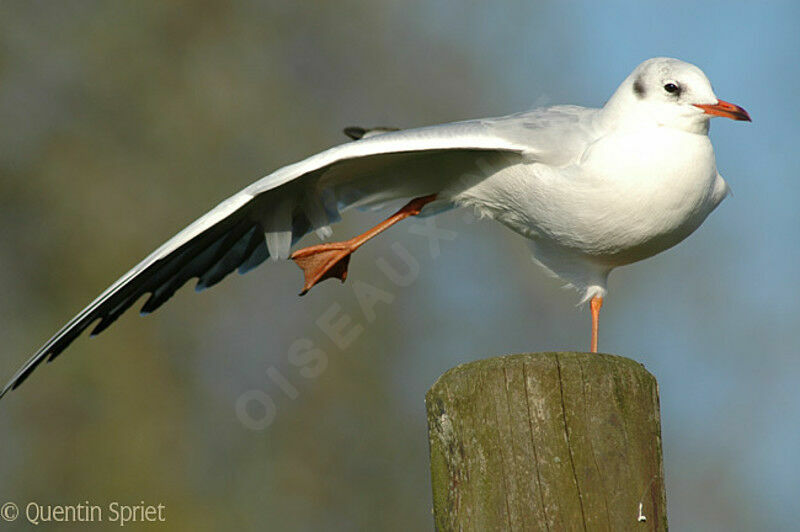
[590,295,603,353]
[291,194,437,295]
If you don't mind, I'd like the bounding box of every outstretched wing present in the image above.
[1,118,528,398]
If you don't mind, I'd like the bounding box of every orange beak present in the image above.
[693,99,751,121]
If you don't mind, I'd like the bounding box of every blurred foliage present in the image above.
[0,1,797,530]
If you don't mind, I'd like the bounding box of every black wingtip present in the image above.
[343,126,366,140]
[0,352,48,401]
[343,126,400,140]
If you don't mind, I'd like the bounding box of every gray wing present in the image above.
[480,105,601,166]
[1,118,530,399]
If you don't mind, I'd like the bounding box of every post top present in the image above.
[427,351,655,401]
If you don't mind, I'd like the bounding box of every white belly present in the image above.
[454,127,728,268]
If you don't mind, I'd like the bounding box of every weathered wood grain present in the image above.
[426,352,667,531]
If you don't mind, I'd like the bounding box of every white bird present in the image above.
[0,57,749,399]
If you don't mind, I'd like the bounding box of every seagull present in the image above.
[0,57,749,399]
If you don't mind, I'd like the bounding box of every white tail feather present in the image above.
[262,199,293,260]
[304,193,337,241]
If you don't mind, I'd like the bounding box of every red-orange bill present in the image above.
[694,99,751,121]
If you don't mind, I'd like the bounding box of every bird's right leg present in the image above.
[291,194,437,295]
[590,295,603,353]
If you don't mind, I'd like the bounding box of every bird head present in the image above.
[605,57,750,133]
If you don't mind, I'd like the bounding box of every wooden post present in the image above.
[426,352,667,531]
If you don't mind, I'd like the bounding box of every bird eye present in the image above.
[664,83,680,94]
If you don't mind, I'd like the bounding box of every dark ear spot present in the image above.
[633,77,646,99]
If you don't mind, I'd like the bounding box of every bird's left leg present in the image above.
[590,295,603,353]
[291,194,437,295]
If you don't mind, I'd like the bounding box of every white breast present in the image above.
[573,127,726,263]
[453,126,728,268]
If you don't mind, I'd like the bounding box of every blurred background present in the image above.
[0,1,797,530]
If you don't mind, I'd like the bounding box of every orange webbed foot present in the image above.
[290,194,438,295]
[291,242,354,295]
